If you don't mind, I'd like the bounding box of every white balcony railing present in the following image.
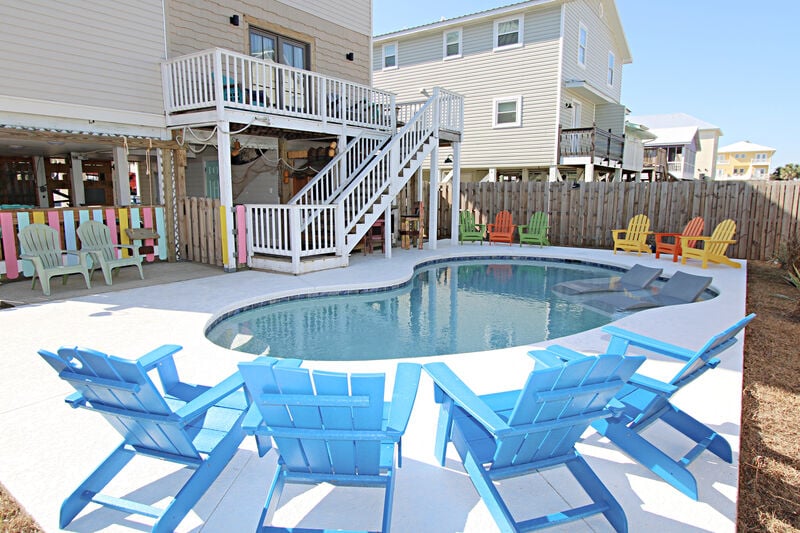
[162,48,396,132]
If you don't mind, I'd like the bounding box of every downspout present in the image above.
[550,1,566,184]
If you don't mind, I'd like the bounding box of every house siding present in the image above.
[0,0,166,116]
[562,0,623,103]
[167,0,371,84]
[594,102,625,135]
[374,4,563,169]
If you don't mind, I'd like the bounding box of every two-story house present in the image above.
[716,141,775,180]
[629,113,723,181]
[1,1,463,274]
[373,0,631,183]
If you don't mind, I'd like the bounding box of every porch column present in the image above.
[216,122,236,272]
[33,156,47,207]
[584,163,595,182]
[383,205,392,258]
[428,144,439,249]
[613,168,622,182]
[548,166,559,182]
[450,142,461,245]
[113,145,131,205]
[69,154,85,206]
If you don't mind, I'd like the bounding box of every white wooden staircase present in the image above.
[247,88,461,274]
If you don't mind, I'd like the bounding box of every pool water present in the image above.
[206,259,624,361]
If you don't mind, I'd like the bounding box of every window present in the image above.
[607,52,615,86]
[756,168,767,177]
[382,42,398,69]
[250,28,309,69]
[494,15,523,50]
[578,25,587,67]
[717,154,727,163]
[443,29,462,59]
[493,96,522,128]
[734,153,746,159]
[755,153,767,161]
[733,167,746,175]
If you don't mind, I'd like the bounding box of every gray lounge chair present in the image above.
[552,264,663,296]
[583,270,712,314]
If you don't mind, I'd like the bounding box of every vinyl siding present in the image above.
[594,102,625,135]
[0,0,166,115]
[561,0,623,103]
[375,4,563,168]
[167,0,371,84]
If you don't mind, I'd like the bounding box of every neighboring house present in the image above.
[373,0,632,183]
[0,1,463,273]
[621,120,657,181]
[628,113,723,181]
[716,141,775,180]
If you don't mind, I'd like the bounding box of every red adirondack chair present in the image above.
[486,210,515,245]
[654,216,704,262]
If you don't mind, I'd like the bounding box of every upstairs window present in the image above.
[735,153,746,159]
[717,154,727,163]
[754,153,767,161]
[607,52,615,86]
[250,28,309,69]
[383,42,398,69]
[444,29,462,59]
[494,16,523,50]
[578,25,587,67]
[493,96,522,128]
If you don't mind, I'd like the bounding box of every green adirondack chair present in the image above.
[77,220,144,285]
[518,211,550,247]
[458,210,485,244]
[18,223,91,296]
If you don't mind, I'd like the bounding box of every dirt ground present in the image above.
[1,260,798,532]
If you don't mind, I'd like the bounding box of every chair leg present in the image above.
[152,425,244,533]
[60,444,135,528]
[381,468,396,533]
[433,398,455,466]
[592,417,699,500]
[260,465,287,529]
[461,448,517,532]
[565,455,627,533]
[660,405,733,463]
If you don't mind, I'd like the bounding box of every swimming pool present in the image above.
[206,258,628,361]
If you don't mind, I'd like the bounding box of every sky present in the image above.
[373,0,799,169]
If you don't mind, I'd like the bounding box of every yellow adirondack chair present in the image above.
[611,214,652,255]
[680,219,740,269]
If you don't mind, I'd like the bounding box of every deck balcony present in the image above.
[162,48,398,137]
[558,126,624,167]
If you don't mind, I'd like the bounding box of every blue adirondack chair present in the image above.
[38,344,251,532]
[542,312,755,500]
[424,353,645,532]
[238,359,421,533]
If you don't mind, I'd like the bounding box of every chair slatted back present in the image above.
[681,216,705,249]
[626,214,651,242]
[493,211,513,233]
[18,224,63,269]
[670,313,755,388]
[491,354,643,469]
[240,364,385,476]
[38,347,200,459]
[77,220,117,261]
[707,219,737,256]
[527,211,548,234]
[459,210,477,230]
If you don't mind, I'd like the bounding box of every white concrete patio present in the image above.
[0,242,748,532]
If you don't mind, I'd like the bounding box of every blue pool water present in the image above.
[206,259,631,361]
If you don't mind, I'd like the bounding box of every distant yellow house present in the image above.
[716,141,776,180]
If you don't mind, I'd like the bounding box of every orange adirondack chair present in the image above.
[680,219,740,269]
[486,210,515,245]
[654,216,704,262]
[611,214,652,255]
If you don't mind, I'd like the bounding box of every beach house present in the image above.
[716,141,775,180]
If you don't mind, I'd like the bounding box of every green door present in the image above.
[205,160,220,199]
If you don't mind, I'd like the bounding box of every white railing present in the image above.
[289,133,387,206]
[338,91,440,238]
[395,88,463,133]
[162,48,396,132]
[247,204,341,259]
[668,160,695,178]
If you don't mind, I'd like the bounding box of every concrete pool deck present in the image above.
[0,242,748,532]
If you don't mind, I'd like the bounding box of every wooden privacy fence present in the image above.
[0,206,170,280]
[427,180,800,261]
[178,197,247,267]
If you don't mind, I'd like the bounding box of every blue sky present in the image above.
[374,0,799,168]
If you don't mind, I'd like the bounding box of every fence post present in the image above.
[290,206,301,274]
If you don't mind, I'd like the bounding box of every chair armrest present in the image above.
[241,402,267,435]
[385,363,421,435]
[611,229,626,238]
[138,345,183,389]
[654,232,680,243]
[424,363,510,435]
[602,325,694,361]
[680,236,736,245]
[627,373,678,395]
[175,371,245,421]
[539,345,590,363]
